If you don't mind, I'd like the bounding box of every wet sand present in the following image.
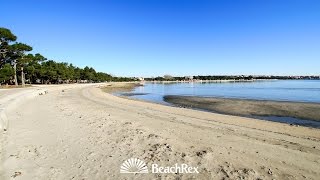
[164,95,320,122]
[100,82,143,93]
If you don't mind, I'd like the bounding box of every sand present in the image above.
[1,83,320,179]
[164,95,320,122]
[100,82,143,93]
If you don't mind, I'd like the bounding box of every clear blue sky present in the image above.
[1,0,319,77]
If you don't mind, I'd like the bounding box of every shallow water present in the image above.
[255,116,320,128]
[125,80,320,103]
[117,80,320,128]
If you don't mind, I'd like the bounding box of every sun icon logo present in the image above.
[120,158,149,173]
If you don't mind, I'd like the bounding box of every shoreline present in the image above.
[104,84,320,128]
[102,83,320,127]
[100,82,143,93]
[163,95,320,124]
[115,93,320,128]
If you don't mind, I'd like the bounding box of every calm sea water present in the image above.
[123,80,320,103]
[118,80,320,128]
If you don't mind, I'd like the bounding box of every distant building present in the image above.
[138,77,144,81]
[185,76,193,81]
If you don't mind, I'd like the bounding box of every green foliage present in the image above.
[0,27,17,65]
[9,43,33,64]
[0,28,17,43]
[25,61,118,84]
[0,27,134,85]
[0,63,14,83]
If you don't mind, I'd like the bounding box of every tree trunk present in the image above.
[21,66,25,87]
[13,61,18,86]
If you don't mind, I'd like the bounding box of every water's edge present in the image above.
[163,95,320,129]
[114,80,320,129]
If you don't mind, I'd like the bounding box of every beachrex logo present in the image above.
[120,158,199,174]
[151,164,199,174]
[120,158,149,173]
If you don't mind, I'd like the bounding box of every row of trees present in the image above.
[0,27,133,86]
[144,75,320,81]
[144,75,255,81]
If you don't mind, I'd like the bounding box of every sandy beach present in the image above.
[1,83,320,179]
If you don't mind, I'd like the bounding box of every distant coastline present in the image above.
[141,75,320,82]
[143,79,277,83]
